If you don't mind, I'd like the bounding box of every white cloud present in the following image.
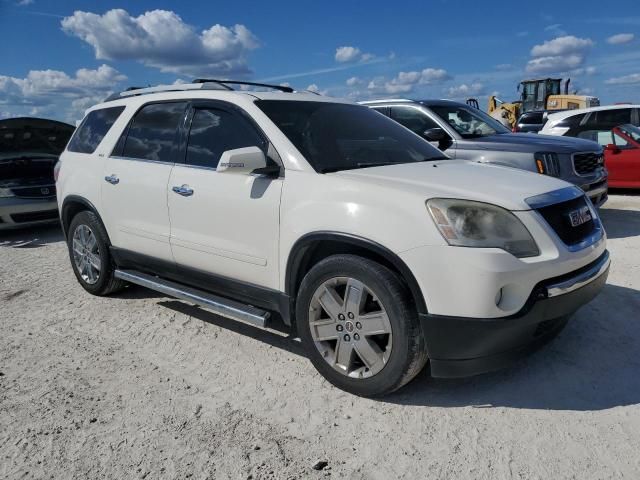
[446,83,485,98]
[607,33,635,45]
[368,68,451,94]
[526,35,594,74]
[17,0,34,5]
[530,35,593,57]
[335,45,374,63]
[61,9,259,76]
[605,73,640,85]
[346,76,362,86]
[0,64,126,122]
[335,46,361,63]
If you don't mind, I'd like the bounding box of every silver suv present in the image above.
[362,99,608,206]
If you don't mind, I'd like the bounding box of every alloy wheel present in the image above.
[308,276,393,378]
[72,224,101,285]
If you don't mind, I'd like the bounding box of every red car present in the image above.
[605,124,640,188]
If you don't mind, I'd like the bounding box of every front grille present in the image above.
[536,196,596,246]
[10,209,59,223]
[573,152,604,175]
[10,184,56,198]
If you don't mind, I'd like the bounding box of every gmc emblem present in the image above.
[568,206,592,227]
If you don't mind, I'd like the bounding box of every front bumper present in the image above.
[0,196,59,230]
[421,250,610,378]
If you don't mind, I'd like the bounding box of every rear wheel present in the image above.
[296,254,427,396]
[67,211,125,296]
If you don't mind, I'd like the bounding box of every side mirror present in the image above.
[423,127,448,142]
[217,146,268,174]
[605,144,621,154]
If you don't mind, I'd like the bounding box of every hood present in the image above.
[0,117,74,159]
[464,133,602,154]
[0,118,74,184]
[332,160,572,211]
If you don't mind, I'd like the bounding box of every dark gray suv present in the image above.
[362,99,608,206]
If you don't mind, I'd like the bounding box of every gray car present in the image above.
[0,117,74,229]
[361,99,608,206]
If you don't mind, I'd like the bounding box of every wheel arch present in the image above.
[60,195,110,243]
[285,232,428,319]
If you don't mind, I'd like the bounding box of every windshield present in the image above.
[255,100,447,173]
[619,124,640,142]
[428,104,510,138]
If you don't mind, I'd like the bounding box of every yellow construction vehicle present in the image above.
[482,78,600,129]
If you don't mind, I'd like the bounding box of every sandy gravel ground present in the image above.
[1,193,639,480]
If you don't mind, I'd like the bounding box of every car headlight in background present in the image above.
[534,152,560,177]
[427,198,540,258]
[0,187,15,198]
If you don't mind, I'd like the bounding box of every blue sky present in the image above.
[1,0,639,123]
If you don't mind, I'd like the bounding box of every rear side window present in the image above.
[122,102,187,162]
[390,106,440,136]
[520,112,543,124]
[185,108,265,168]
[67,106,124,154]
[592,108,631,127]
[554,113,585,128]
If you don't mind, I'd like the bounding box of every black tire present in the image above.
[67,210,125,296]
[296,254,428,397]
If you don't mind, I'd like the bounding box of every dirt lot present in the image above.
[1,193,639,480]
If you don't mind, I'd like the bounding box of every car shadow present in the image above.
[599,206,640,239]
[384,283,640,411]
[0,223,64,248]
[158,300,306,357]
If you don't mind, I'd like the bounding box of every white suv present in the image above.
[57,80,610,396]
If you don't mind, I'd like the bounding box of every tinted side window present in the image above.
[122,102,187,162]
[556,113,585,128]
[185,108,265,168]
[593,108,631,127]
[67,106,125,154]
[390,106,439,136]
[521,112,543,123]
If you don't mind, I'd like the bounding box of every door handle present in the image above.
[172,184,194,197]
[104,174,119,185]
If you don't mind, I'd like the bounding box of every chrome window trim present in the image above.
[109,155,175,166]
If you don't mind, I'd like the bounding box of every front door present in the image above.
[167,103,283,289]
[101,101,188,262]
[608,127,640,187]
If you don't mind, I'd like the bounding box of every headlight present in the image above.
[427,198,540,258]
[0,187,15,198]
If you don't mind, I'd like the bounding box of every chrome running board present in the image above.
[114,269,270,328]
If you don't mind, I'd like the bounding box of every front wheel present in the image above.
[296,254,428,397]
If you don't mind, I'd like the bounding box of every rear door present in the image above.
[167,101,283,289]
[102,101,188,262]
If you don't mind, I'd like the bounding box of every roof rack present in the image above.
[358,98,412,104]
[103,78,296,103]
[193,79,294,93]
[103,81,232,102]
